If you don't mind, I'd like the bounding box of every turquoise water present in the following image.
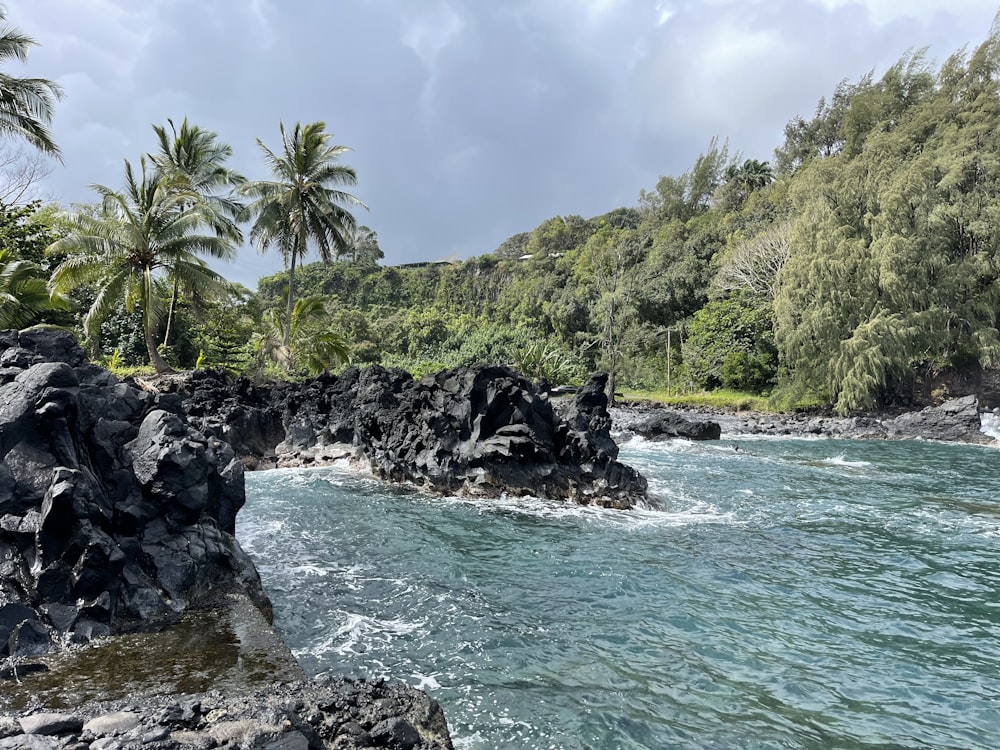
[239,437,1000,749]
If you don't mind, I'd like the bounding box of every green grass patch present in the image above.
[620,388,773,412]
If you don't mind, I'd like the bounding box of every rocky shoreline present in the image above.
[612,394,996,445]
[161,365,648,509]
[0,330,453,750]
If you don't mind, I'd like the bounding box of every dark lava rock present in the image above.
[623,410,722,441]
[0,329,268,650]
[172,365,649,508]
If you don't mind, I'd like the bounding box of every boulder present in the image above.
[884,394,987,442]
[623,410,722,441]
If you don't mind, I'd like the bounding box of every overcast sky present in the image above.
[10,0,1000,288]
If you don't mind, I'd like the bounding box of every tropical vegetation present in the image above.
[2,14,1000,417]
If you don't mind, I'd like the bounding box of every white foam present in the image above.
[308,611,425,657]
[980,412,1000,443]
[820,454,872,469]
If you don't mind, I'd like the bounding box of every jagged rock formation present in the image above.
[883,394,985,442]
[0,329,267,657]
[170,366,649,509]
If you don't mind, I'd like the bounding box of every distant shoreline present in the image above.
[611,395,996,446]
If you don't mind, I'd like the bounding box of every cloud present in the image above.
[7,0,1000,287]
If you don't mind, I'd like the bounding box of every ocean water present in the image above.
[239,436,1000,749]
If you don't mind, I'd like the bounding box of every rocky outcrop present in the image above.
[0,330,454,747]
[618,410,722,441]
[172,366,649,509]
[883,394,985,442]
[0,677,452,750]
[0,329,268,656]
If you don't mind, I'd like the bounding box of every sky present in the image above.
[9,0,1000,288]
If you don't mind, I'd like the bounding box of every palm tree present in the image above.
[0,247,68,327]
[48,158,236,372]
[252,294,350,376]
[0,8,63,158]
[148,117,244,347]
[241,121,365,346]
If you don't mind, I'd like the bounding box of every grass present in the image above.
[619,387,773,412]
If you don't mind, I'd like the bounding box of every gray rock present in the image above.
[263,732,309,750]
[18,713,83,736]
[885,395,987,443]
[82,713,140,738]
[0,736,61,750]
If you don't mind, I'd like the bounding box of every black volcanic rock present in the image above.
[172,365,649,508]
[0,329,268,651]
[624,410,722,441]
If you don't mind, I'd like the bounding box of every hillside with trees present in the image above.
[4,12,1000,414]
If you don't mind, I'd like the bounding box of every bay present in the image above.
[239,436,1000,749]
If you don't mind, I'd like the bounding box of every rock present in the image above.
[623,410,722,441]
[173,365,648,508]
[82,713,141,737]
[369,717,421,749]
[0,736,61,750]
[884,395,987,443]
[0,604,36,657]
[6,619,52,658]
[0,330,269,650]
[0,330,454,749]
[17,713,83,736]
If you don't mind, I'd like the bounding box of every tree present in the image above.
[0,8,63,158]
[148,117,244,347]
[684,293,777,393]
[712,221,791,300]
[241,121,365,346]
[342,224,383,265]
[48,158,236,372]
[576,226,647,403]
[0,246,68,327]
[252,295,350,376]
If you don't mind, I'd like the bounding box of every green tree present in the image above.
[242,121,365,346]
[0,246,68,327]
[684,293,777,392]
[252,295,350,376]
[149,117,244,347]
[48,158,236,372]
[0,8,62,158]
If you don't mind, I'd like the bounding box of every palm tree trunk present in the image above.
[145,326,174,374]
[284,250,297,348]
[162,275,179,348]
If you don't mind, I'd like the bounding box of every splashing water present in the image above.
[240,437,1000,749]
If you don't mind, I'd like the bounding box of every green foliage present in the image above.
[252,295,350,376]
[48,157,236,372]
[241,121,364,349]
[685,293,777,393]
[0,9,63,158]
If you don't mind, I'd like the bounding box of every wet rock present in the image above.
[82,713,140,737]
[884,395,986,442]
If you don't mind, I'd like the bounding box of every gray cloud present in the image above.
[9,0,1000,286]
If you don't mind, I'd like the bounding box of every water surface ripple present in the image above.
[239,437,1000,749]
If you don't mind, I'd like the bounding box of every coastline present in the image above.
[611,394,997,446]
